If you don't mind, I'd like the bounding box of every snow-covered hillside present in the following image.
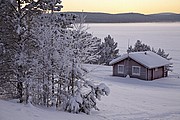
[1,64,180,120]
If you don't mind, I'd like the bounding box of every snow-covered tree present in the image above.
[98,35,119,65]
[29,12,109,113]
[58,20,109,114]
[0,0,64,103]
[71,14,101,64]
[0,1,19,99]
[29,12,77,106]
[0,1,110,114]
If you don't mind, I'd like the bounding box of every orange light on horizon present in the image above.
[61,0,180,14]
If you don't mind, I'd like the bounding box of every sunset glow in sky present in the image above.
[62,0,180,14]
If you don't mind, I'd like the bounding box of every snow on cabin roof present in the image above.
[109,51,170,69]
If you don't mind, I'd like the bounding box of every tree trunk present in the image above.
[17,81,23,103]
[25,83,29,104]
[71,62,75,96]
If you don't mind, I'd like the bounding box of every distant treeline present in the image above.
[63,12,180,23]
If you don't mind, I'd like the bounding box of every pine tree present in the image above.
[0,1,110,114]
[71,15,101,64]
[156,48,173,71]
[0,0,19,99]
[29,12,77,106]
[0,0,63,103]
[127,40,151,52]
[60,22,109,114]
[128,40,172,72]
[98,35,119,65]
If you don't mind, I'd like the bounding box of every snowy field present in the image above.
[1,64,180,120]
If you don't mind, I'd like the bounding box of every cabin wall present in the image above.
[128,58,147,80]
[113,58,148,80]
[154,67,164,79]
[113,59,126,77]
[147,69,152,80]
[142,67,165,80]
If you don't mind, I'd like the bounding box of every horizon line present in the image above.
[61,11,180,15]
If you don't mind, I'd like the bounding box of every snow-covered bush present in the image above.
[80,82,110,114]
[65,81,110,114]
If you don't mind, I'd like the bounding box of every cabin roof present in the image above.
[109,51,170,69]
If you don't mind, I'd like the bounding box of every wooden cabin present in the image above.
[109,51,170,80]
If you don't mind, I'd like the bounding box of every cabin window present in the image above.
[132,66,140,75]
[155,68,158,71]
[118,65,124,74]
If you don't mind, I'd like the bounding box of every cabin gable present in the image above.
[113,58,148,80]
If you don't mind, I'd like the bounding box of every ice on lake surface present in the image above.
[87,22,180,73]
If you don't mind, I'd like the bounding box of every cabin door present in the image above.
[151,69,154,80]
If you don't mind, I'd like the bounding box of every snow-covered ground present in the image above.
[1,64,180,120]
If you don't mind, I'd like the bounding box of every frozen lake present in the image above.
[87,23,180,73]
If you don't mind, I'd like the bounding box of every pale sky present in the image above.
[61,0,180,14]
